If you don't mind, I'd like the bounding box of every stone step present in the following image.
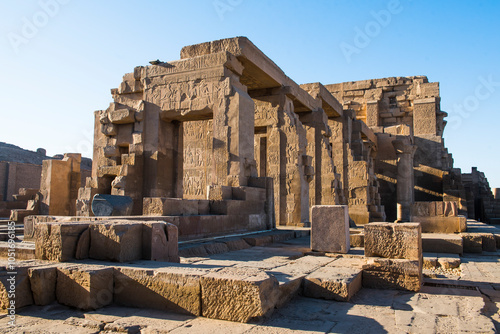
[0,241,35,260]
[231,186,267,202]
[303,257,363,301]
[209,200,265,215]
[422,233,463,255]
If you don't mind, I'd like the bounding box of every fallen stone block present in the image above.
[364,223,421,260]
[311,205,349,253]
[461,233,482,253]
[89,221,142,262]
[114,265,207,315]
[200,267,279,322]
[35,222,90,262]
[56,265,113,310]
[362,258,422,291]
[303,266,362,301]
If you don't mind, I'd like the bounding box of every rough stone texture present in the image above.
[303,266,362,301]
[56,265,113,310]
[89,221,143,262]
[35,222,90,262]
[142,222,180,262]
[40,154,82,216]
[461,233,483,253]
[0,264,33,311]
[363,258,422,291]
[200,267,279,322]
[364,222,421,260]
[311,205,349,253]
[113,265,207,315]
[480,233,497,252]
[75,228,90,260]
[28,265,57,305]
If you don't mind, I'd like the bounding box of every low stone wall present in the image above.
[33,220,179,263]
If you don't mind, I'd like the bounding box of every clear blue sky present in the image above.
[1,1,499,187]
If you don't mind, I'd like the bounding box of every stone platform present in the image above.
[1,236,499,332]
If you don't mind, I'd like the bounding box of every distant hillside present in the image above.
[0,142,92,170]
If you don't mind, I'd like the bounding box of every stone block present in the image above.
[28,265,57,305]
[142,222,179,263]
[422,233,463,255]
[142,198,199,216]
[350,231,364,247]
[113,266,207,315]
[89,221,142,262]
[56,265,113,310]
[200,267,279,322]
[410,216,466,233]
[232,187,267,201]
[209,200,265,215]
[437,254,461,269]
[480,233,497,252]
[461,233,482,253]
[311,205,349,253]
[0,265,33,311]
[364,223,421,260]
[108,109,135,124]
[303,266,362,301]
[207,185,232,200]
[362,258,422,291]
[35,222,90,262]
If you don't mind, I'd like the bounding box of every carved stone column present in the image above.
[392,139,417,222]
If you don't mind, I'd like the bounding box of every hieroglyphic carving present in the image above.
[183,120,213,199]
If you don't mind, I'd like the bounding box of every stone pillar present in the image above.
[212,84,256,187]
[494,188,500,200]
[392,139,417,222]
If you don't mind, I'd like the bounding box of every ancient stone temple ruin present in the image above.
[2,37,500,329]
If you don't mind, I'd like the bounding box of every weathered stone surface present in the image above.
[89,221,142,262]
[363,258,422,291]
[114,265,206,315]
[436,254,460,269]
[28,265,57,305]
[142,222,179,263]
[480,233,497,252]
[200,267,279,322]
[56,265,113,310]
[0,265,33,311]
[75,228,90,260]
[364,222,421,260]
[35,222,90,262]
[108,108,135,124]
[303,266,362,301]
[461,233,483,253]
[311,205,349,253]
